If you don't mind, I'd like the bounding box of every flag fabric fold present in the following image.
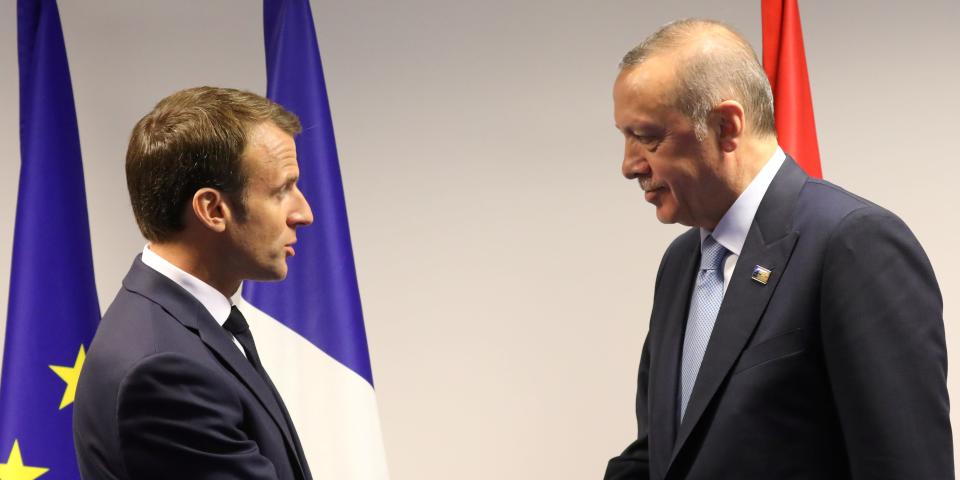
[240,0,389,478]
[762,0,823,178]
[0,0,100,478]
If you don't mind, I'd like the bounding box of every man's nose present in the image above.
[622,144,649,180]
[289,189,314,228]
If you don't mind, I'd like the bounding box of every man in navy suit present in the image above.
[74,87,314,479]
[604,19,951,479]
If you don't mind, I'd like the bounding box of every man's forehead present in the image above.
[618,55,677,95]
[238,139,296,189]
[614,61,677,125]
[244,122,297,162]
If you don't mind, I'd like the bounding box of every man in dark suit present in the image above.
[74,87,314,479]
[604,19,951,479]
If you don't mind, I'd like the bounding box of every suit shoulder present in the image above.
[793,179,931,275]
[664,227,700,256]
[795,179,906,233]
[87,291,163,363]
[83,287,209,386]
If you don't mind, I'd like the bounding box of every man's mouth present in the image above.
[639,179,666,201]
[638,178,662,192]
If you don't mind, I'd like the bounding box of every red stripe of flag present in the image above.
[762,0,823,178]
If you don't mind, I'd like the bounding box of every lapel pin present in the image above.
[751,265,772,285]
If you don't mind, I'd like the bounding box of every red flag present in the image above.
[762,0,823,178]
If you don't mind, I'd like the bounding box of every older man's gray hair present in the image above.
[620,19,776,141]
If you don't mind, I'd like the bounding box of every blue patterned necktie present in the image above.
[678,235,729,422]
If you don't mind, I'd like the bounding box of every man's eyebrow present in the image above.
[275,174,299,189]
[617,123,660,135]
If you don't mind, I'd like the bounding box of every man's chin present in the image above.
[247,265,289,282]
[654,207,677,225]
[654,204,693,227]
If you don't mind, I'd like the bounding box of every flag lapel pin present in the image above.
[751,265,772,285]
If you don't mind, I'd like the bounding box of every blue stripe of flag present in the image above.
[244,0,373,385]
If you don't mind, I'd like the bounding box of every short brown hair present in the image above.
[126,86,301,242]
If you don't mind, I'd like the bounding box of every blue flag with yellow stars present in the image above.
[0,0,101,478]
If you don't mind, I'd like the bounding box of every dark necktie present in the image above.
[223,306,269,375]
[223,306,309,477]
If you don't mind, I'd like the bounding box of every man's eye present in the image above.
[633,133,657,144]
[632,132,662,152]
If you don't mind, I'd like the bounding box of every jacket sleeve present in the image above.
[603,331,652,480]
[604,239,681,480]
[820,206,952,479]
[116,352,281,479]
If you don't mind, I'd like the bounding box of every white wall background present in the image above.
[0,0,958,478]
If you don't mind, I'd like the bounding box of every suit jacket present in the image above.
[74,256,311,480]
[604,158,952,479]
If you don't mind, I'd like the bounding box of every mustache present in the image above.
[638,177,664,192]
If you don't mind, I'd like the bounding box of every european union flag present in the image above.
[236,0,389,477]
[0,0,101,478]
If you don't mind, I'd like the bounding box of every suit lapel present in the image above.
[648,230,699,476]
[122,257,307,479]
[194,308,307,479]
[667,158,808,470]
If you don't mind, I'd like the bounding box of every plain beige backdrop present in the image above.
[0,1,957,478]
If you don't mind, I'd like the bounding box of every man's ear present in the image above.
[191,188,228,233]
[712,100,745,153]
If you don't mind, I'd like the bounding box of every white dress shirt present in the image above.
[701,146,786,293]
[140,245,246,356]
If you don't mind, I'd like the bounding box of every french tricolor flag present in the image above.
[238,0,389,478]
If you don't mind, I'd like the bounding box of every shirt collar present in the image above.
[140,245,239,326]
[700,146,786,254]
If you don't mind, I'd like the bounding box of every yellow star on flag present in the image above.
[49,345,86,410]
[0,440,49,480]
